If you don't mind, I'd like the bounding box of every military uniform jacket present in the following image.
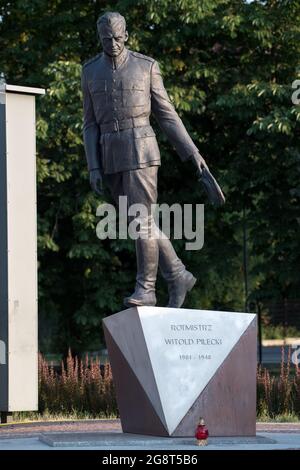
[81,47,199,174]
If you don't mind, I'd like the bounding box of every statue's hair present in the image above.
[97,12,126,30]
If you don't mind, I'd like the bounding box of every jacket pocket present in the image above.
[133,126,160,164]
[89,79,107,108]
[89,79,106,93]
[122,78,146,107]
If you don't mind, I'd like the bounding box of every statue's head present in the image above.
[97,12,128,57]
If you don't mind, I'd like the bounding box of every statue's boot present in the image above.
[124,238,158,307]
[166,269,197,308]
[158,236,197,308]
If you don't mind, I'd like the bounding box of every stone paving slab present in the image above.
[0,419,120,438]
[39,432,276,448]
[0,433,300,450]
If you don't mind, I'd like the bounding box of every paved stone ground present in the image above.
[0,420,299,450]
[0,419,121,439]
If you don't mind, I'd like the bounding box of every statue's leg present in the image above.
[157,234,186,281]
[102,171,124,206]
[122,166,159,307]
[156,228,197,308]
[103,167,196,308]
[124,236,159,306]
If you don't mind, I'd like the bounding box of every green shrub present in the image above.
[257,348,300,419]
[32,348,300,422]
[38,350,117,418]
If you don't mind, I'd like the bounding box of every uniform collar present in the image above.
[103,47,129,70]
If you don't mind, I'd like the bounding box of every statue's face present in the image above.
[98,21,128,57]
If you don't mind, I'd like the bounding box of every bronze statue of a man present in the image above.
[81,12,223,308]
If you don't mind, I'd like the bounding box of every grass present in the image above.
[11,411,116,423]
[257,412,299,423]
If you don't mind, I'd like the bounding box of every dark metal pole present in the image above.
[257,301,262,365]
[243,204,249,312]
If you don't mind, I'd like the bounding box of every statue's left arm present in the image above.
[150,60,207,172]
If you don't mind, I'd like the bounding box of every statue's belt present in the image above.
[100,117,150,134]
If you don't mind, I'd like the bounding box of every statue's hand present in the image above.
[89,168,103,196]
[190,152,208,177]
[191,153,226,206]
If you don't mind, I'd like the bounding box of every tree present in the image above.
[0,0,299,352]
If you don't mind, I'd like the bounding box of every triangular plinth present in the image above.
[103,307,257,437]
[103,326,168,436]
